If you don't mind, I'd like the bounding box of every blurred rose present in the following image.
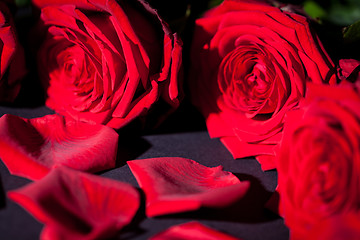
[32,0,182,129]
[189,0,336,170]
[308,213,360,240]
[276,82,360,239]
[0,1,26,102]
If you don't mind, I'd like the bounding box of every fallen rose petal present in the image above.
[128,157,250,217]
[150,221,241,240]
[0,114,118,180]
[8,166,140,240]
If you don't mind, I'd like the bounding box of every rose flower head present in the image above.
[0,1,26,102]
[32,0,183,129]
[189,0,336,170]
[276,82,360,240]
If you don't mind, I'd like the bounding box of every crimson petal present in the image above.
[150,221,241,240]
[8,166,140,240]
[0,114,118,180]
[128,157,250,217]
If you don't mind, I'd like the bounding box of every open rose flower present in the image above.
[32,0,182,129]
[189,0,336,170]
[276,82,360,239]
[0,1,26,102]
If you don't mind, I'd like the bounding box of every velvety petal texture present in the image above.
[189,0,336,170]
[0,114,118,180]
[0,1,26,102]
[128,157,250,217]
[276,82,360,239]
[8,166,140,240]
[32,0,182,129]
[150,221,241,240]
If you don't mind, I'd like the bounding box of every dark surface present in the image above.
[0,101,289,240]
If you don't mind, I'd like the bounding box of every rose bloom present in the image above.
[189,0,336,170]
[276,82,360,240]
[32,0,182,129]
[0,1,26,102]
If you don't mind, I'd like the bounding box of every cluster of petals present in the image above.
[3,149,248,239]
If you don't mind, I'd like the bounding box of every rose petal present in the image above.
[150,221,241,240]
[338,59,360,80]
[0,114,118,180]
[8,166,140,240]
[128,157,250,217]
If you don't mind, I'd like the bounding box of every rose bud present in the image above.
[276,82,360,239]
[189,0,336,170]
[0,1,26,102]
[32,0,182,129]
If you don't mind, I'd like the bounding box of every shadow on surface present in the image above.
[0,176,5,209]
[144,99,207,135]
[115,121,152,167]
[114,189,147,240]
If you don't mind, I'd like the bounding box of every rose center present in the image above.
[218,45,277,117]
[54,44,95,95]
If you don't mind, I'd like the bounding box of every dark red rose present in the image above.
[0,1,26,102]
[32,0,182,129]
[189,0,336,170]
[276,82,360,239]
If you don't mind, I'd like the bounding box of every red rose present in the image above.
[32,0,182,129]
[276,82,360,239]
[0,2,26,102]
[189,0,335,170]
